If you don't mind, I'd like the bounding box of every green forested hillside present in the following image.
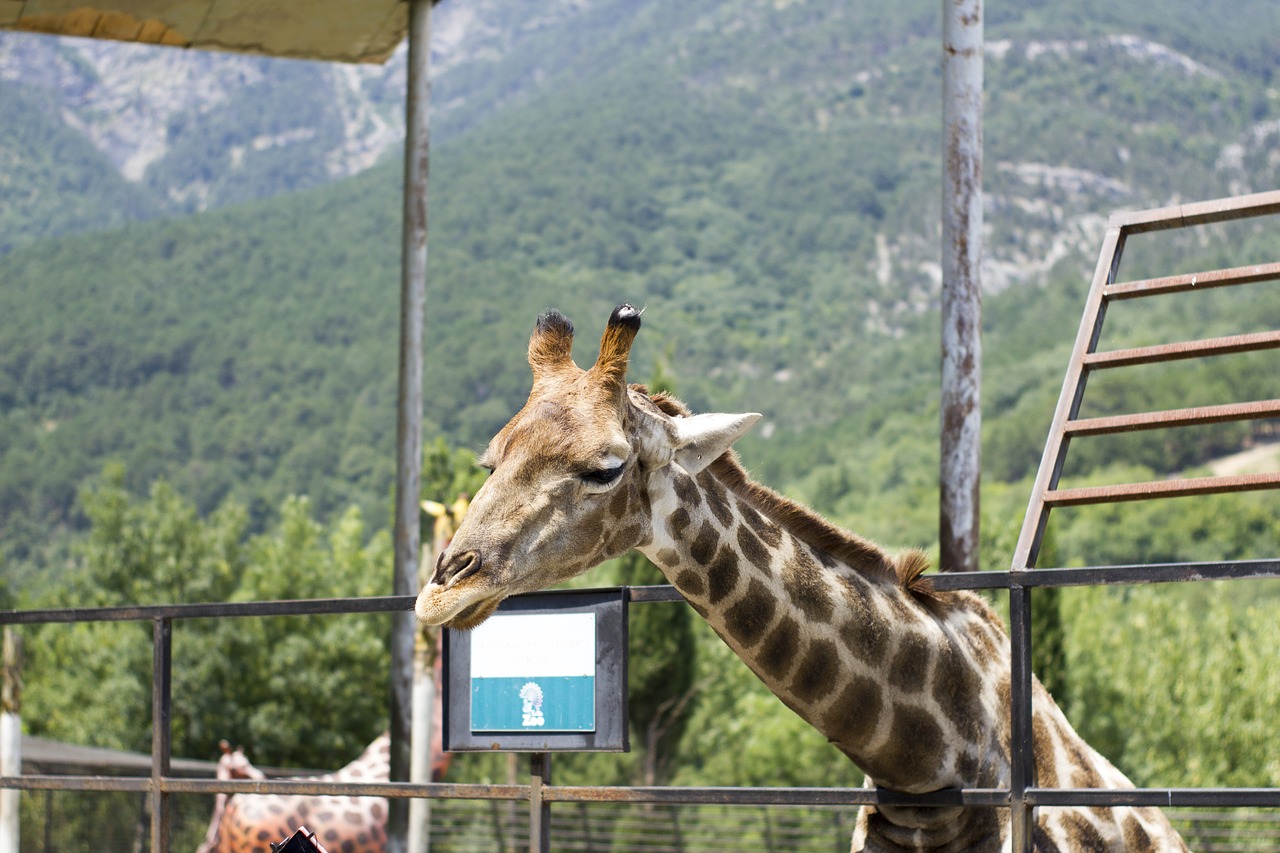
[0,84,159,253]
[4,0,1278,569]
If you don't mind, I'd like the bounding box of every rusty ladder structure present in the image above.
[1002,187,1280,851]
[1013,188,1280,571]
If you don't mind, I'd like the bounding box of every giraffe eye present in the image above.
[580,464,625,486]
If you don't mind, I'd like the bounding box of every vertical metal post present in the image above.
[0,628,22,853]
[1007,585,1035,853]
[390,2,433,851]
[939,0,984,573]
[529,753,552,853]
[150,618,172,853]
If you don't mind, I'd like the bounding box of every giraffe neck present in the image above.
[637,458,1007,796]
[637,456,1194,850]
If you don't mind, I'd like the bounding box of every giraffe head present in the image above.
[215,740,264,781]
[415,304,759,630]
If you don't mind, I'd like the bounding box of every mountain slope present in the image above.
[1,0,1278,573]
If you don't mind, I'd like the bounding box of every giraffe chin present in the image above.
[444,598,502,631]
[414,583,502,630]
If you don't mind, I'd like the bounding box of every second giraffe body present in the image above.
[415,305,1189,852]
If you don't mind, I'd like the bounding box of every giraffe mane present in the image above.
[643,388,946,607]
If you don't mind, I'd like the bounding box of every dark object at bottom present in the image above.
[270,826,330,853]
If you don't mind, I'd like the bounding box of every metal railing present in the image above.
[1000,187,1280,850]
[3,189,1279,851]
[3,581,1279,852]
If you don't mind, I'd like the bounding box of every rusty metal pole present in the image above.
[391,1,432,852]
[940,0,983,574]
[150,618,173,853]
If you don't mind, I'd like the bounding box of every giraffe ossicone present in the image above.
[415,305,1190,852]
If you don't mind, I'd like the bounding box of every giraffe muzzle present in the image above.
[432,548,483,588]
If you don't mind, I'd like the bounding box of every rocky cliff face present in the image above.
[0,0,602,215]
[0,31,399,210]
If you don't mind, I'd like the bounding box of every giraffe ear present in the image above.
[671,412,761,475]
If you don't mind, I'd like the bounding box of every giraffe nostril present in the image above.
[433,549,482,587]
[429,550,449,586]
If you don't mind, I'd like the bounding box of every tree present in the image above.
[23,466,392,769]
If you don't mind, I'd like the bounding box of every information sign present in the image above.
[442,589,629,752]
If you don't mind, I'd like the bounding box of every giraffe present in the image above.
[197,732,450,853]
[415,305,1191,853]
[198,741,265,853]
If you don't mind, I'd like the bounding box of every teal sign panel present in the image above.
[471,676,595,732]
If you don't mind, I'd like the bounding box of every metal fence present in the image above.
[2,190,1279,852]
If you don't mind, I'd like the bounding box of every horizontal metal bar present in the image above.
[1082,330,1280,369]
[1010,560,1280,587]
[1105,262,1280,300]
[0,775,151,793]
[925,571,1011,590]
[0,595,416,626]
[5,776,1280,810]
[1027,788,1280,809]
[1045,471,1280,506]
[1110,189,1280,233]
[164,777,530,800]
[1065,400,1280,436]
[545,786,1009,807]
[626,585,685,603]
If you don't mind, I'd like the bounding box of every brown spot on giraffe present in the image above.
[1124,814,1152,849]
[669,507,693,538]
[740,499,783,547]
[932,644,985,736]
[888,630,932,693]
[723,578,777,647]
[1061,812,1110,852]
[781,546,835,622]
[674,568,706,597]
[705,545,741,603]
[656,547,681,567]
[875,703,946,790]
[671,470,702,510]
[821,674,884,750]
[759,616,801,680]
[736,523,772,572]
[789,638,839,703]
[699,471,735,526]
[689,521,718,564]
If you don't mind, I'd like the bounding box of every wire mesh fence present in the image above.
[15,789,1280,853]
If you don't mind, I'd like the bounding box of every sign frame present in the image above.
[442,588,630,752]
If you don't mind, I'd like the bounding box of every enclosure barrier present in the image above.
[3,190,1280,853]
[0,578,1278,852]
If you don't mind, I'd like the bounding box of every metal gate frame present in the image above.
[2,190,1279,851]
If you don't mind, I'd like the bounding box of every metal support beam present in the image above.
[530,754,552,853]
[390,2,432,851]
[1007,586,1035,853]
[939,0,984,573]
[150,618,172,853]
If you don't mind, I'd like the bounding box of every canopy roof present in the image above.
[0,0,431,63]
